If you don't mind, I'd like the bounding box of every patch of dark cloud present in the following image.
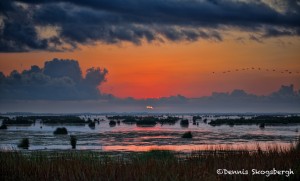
[0,58,108,100]
[249,34,263,43]
[1,0,300,52]
[262,27,300,38]
[1,84,299,113]
[43,59,82,82]
[108,84,299,113]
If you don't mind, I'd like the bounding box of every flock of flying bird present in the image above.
[212,67,300,75]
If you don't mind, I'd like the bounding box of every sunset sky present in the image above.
[0,0,300,113]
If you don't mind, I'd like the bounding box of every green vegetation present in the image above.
[70,136,77,149]
[209,116,300,126]
[53,127,68,135]
[182,131,193,138]
[1,143,300,181]
[17,138,29,149]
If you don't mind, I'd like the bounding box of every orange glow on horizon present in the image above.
[0,36,300,99]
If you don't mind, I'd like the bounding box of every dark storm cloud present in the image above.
[0,58,108,100]
[1,0,300,52]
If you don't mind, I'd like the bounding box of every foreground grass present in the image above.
[1,145,300,181]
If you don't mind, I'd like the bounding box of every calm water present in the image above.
[0,115,299,152]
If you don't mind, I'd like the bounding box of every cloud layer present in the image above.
[0,58,108,100]
[0,57,299,113]
[1,0,299,52]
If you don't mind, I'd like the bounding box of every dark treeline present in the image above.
[1,116,89,125]
[209,116,300,126]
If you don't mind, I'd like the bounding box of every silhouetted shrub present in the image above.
[122,118,137,124]
[53,127,68,135]
[109,120,116,127]
[0,124,7,129]
[70,135,77,149]
[3,117,34,125]
[182,131,193,138]
[42,116,85,124]
[193,116,202,121]
[259,123,265,129]
[180,119,189,127]
[88,122,95,129]
[136,117,157,127]
[18,138,29,149]
[158,116,179,125]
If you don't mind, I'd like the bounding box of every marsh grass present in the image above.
[1,142,300,181]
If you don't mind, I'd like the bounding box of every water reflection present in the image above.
[0,115,299,152]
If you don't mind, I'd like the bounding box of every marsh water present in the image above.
[0,115,299,152]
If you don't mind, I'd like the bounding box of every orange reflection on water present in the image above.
[132,125,162,131]
[102,142,293,152]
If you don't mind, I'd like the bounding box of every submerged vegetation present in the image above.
[1,143,300,181]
